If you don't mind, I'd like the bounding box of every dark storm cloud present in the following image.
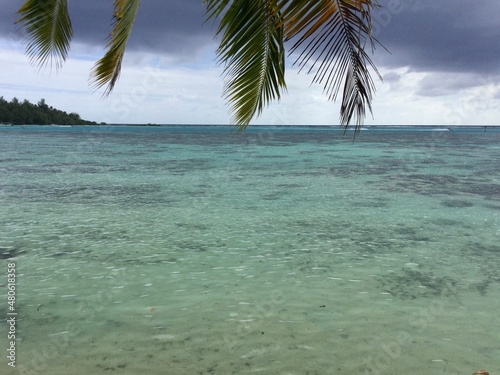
[0,0,215,59]
[374,0,500,75]
[415,73,484,97]
[2,1,500,74]
[69,1,215,56]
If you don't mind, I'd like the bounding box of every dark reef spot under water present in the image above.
[377,171,500,202]
[275,183,304,189]
[402,173,460,185]
[261,191,286,201]
[466,242,500,255]
[351,198,390,208]
[2,165,63,174]
[2,183,178,205]
[377,269,458,300]
[0,246,24,259]
[467,262,500,296]
[483,203,500,210]
[474,280,491,296]
[175,222,211,231]
[460,182,500,200]
[429,218,462,226]
[441,199,474,208]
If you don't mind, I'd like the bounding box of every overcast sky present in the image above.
[1,0,500,126]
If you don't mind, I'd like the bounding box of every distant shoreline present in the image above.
[2,124,499,128]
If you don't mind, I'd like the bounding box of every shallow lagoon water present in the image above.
[0,125,499,374]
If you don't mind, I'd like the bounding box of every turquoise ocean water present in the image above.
[0,125,499,375]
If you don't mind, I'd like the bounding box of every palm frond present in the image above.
[16,0,73,70]
[206,0,287,129]
[91,0,141,97]
[281,0,381,131]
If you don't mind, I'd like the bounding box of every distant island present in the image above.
[0,97,104,125]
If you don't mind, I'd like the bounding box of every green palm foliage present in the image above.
[281,0,381,128]
[16,0,73,70]
[206,0,287,129]
[91,0,141,97]
[16,0,380,130]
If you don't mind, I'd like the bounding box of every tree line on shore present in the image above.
[0,96,103,125]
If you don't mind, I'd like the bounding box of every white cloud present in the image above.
[364,67,500,125]
[1,43,499,126]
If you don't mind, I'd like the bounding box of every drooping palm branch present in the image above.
[280,0,381,130]
[90,0,141,96]
[206,0,287,129]
[16,0,73,70]
[208,0,380,130]
[16,0,380,130]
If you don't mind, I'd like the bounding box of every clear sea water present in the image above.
[0,125,499,375]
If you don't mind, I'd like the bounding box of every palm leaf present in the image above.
[16,0,73,70]
[206,0,287,129]
[90,0,141,97]
[281,0,381,131]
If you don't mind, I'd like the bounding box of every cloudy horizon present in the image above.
[1,0,500,126]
